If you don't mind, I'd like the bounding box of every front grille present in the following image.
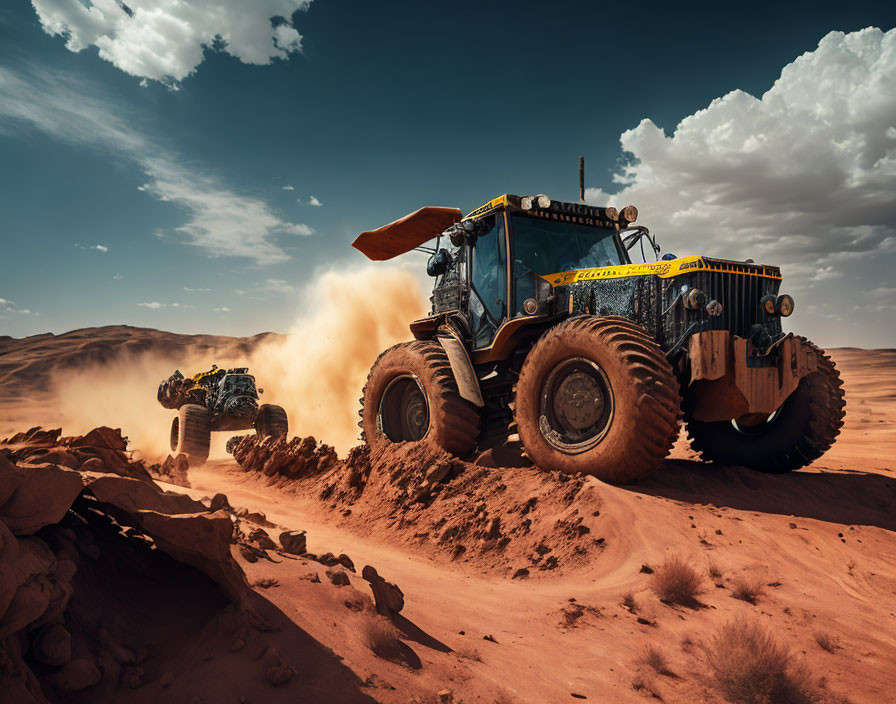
[663,270,781,348]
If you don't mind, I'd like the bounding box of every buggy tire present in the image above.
[170,404,211,465]
[515,316,681,484]
[255,404,289,440]
[360,341,480,456]
[686,338,845,472]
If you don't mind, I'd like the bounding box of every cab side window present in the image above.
[469,215,507,349]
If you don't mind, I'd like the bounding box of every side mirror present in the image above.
[427,248,452,277]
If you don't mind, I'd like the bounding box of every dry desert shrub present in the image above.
[622,592,638,613]
[703,618,818,704]
[730,576,764,604]
[639,644,676,677]
[361,614,404,661]
[632,673,663,700]
[708,560,724,581]
[651,555,703,607]
[455,643,483,662]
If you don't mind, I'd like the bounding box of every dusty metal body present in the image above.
[354,193,809,443]
[157,366,260,431]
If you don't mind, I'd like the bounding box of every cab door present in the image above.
[468,214,508,349]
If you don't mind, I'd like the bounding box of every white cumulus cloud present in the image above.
[282,185,295,191]
[586,27,896,285]
[214,306,232,312]
[30,0,312,85]
[137,301,163,309]
[308,195,322,207]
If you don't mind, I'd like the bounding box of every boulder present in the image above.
[33,623,72,667]
[52,658,101,694]
[278,530,307,555]
[361,565,404,617]
[0,461,82,536]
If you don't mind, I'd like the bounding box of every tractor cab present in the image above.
[433,195,636,349]
[352,194,641,352]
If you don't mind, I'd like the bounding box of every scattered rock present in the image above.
[361,565,404,617]
[265,664,294,686]
[52,658,101,694]
[278,530,307,555]
[326,567,351,587]
[123,665,144,689]
[248,528,277,551]
[33,623,72,667]
[512,568,530,579]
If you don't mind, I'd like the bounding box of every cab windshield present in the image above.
[510,215,626,274]
[222,374,257,396]
[510,215,626,315]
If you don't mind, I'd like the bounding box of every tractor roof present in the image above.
[352,195,636,261]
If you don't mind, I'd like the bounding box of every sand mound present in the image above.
[230,435,607,576]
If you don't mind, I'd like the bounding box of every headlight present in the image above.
[685,288,707,309]
[776,294,795,317]
[705,300,723,316]
[522,298,539,315]
[762,295,776,315]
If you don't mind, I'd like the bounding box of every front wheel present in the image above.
[170,404,211,465]
[514,316,681,484]
[360,341,480,456]
[255,404,289,440]
[686,339,845,472]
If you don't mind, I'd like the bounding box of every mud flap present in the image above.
[437,330,485,407]
[688,331,816,422]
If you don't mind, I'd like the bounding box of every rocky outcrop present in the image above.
[0,427,253,702]
[230,435,338,480]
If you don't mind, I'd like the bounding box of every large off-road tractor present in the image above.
[157,366,287,464]
[352,192,846,483]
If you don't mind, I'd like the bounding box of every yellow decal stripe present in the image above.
[463,194,509,221]
[542,256,782,286]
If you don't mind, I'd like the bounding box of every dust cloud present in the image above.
[47,266,427,459]
[249,267,428,454]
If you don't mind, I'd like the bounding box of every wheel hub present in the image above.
[539,358,614,453]
[379,375,430,443]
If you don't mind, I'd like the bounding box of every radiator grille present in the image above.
[664,270,782,346]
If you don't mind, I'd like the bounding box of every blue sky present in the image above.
[1,1,895,345]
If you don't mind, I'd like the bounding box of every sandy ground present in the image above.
[2,329,895,703]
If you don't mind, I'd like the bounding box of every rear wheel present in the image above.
[686,338,845,472]
[360,341,480,456]
[255,404,289,440]
[515,316,681,483]
[170,404,211,465]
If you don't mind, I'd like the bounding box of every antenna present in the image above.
[579,156,585,203]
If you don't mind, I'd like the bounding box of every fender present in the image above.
[436,326,484,408]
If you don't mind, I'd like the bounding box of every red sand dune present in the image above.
[1,326,894,703]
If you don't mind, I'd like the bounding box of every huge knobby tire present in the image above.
[170,404,211,465]
[515,316,681,483]
[255,404,289,440]
[360,341,480,456]
[686,338,845,472]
